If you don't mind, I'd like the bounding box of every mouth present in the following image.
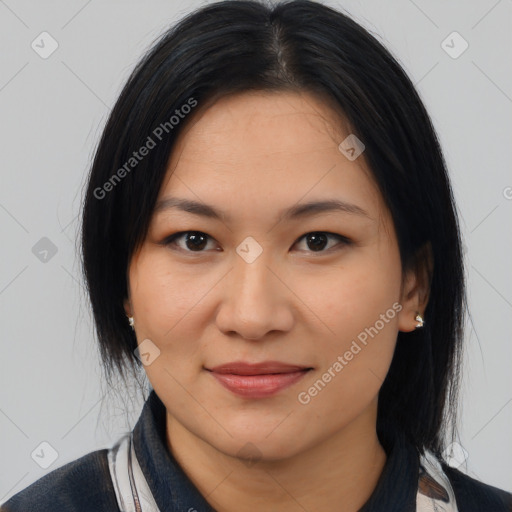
[205,361,313,398]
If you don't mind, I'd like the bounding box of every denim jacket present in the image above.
[2,389,511,511]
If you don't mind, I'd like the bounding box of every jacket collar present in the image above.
[133,389,419,511]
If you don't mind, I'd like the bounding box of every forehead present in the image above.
[158,91,385,223]
[169,90,351,164]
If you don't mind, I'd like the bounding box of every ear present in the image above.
[123,296,132,318]
[397,242,433,333]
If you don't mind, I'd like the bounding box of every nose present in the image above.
[215,254,294,341]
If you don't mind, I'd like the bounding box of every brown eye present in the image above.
[162,230,350,255]
[164,231,216,252]
[294,232,351,253]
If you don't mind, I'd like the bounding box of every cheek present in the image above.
[299,312,398,429]
[296,249,402,341]
[129,253,214,374]
[296,249,402,407]
[130,251,209,331]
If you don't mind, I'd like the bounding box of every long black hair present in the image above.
[80,0,466,456]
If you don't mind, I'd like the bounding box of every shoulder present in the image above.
[0,449,119,512]
[443,464,512,511]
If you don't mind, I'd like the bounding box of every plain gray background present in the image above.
[1,0,511,503]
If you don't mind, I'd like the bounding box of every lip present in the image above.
[206,361,312,398]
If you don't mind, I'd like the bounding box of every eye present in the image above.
[293,232,351,253]
[163,231,219,252]
[162,230,351,254]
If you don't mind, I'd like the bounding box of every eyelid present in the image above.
[162,230,352,254]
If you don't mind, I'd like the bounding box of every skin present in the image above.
[124,91,429,512]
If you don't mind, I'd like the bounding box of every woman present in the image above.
[2,0,510,510]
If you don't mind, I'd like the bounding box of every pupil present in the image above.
[186,232,207,251]
[307,232,327,251]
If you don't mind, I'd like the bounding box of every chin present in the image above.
[199,423,309,463]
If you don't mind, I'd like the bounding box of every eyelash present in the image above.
[161,231,352,255]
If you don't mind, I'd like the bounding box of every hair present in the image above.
[80,0,466,457]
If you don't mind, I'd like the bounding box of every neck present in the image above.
[166,402,387,512]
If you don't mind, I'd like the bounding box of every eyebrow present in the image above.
[154,196,371,223]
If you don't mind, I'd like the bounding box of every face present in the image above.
[124,91,421,461]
